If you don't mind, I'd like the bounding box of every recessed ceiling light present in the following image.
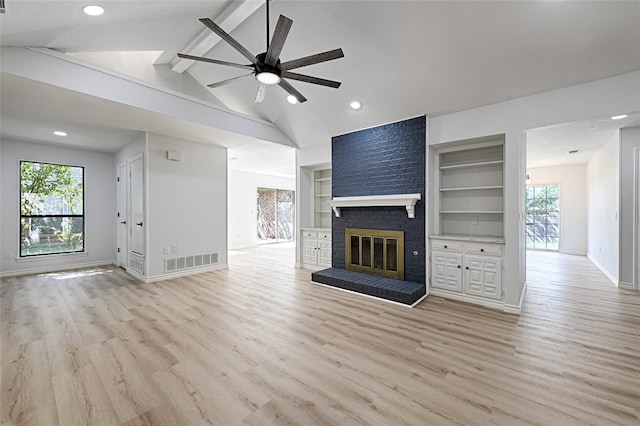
[53,131,68,137]
[611,114,627,120]
[287,95,299,104]
[350,100,362,110]
[83,5,104,16]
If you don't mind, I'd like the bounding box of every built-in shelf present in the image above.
[314,169,332,228]
[440,185,503,192]
[330,193,421,219]
[436,141,505,238]
[439,160,503,170]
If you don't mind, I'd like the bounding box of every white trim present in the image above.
[618,282,636,290]
[429,288,506,312]
[310,280,427,308]
[0,260,115,278]
[330,193,421,219]
[504,280,527,314]
[587,253,618,286]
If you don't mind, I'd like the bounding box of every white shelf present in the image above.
[315,210,332,214]
[440,210,503,214]
[440,160,503,170]
[315,194,332,197]
[330,193,422,219]
[314,177,332,182]
[440,185,503,192]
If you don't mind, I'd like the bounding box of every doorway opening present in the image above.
[526,183,560,251]
[257,188,295,244]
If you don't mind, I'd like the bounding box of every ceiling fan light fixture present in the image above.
[256,71,281,85]
[82,5,104,16]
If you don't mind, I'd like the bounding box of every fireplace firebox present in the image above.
[345,228,404,280]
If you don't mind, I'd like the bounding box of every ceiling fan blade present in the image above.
[280,48,344,71]
[207,73,255,89]
[278,79,307,103]
[177,53,254,70]
[255,83,267,103]
[199,18,258,65]
[282,71,341,88]
[265,15,293,66]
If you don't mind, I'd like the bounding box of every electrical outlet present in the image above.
[163,246,169,254]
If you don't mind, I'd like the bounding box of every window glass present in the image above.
[20,161,84,256]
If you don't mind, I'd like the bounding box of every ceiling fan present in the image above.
[177,0,344,103]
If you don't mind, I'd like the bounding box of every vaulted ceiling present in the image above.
[2,1,639,175]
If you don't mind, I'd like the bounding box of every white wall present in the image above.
[586,132,620,282]
[228,170,295,249]
[619,126,640,289]
[527,164,587,255]
[0,139,116,276]
[145,134,228,279]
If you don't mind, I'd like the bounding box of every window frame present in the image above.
[19,160,86,258]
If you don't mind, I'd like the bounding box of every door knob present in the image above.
[136,222,143,226]
[120,221,127,225]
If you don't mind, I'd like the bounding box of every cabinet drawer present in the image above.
[302,231,318,239]
[465,243,502,256]
[318,232,331,240]
[431,240,462,252]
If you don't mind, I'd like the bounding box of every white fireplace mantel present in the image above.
[329,194,422,219]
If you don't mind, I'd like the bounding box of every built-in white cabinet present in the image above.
[314,169,332,229]
[301,229,332,270]
[430,236,503,301]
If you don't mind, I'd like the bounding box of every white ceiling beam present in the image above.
[170,0,263,74]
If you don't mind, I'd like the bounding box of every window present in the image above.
[526,183,559,251]
[20,161,84,256]
[257,188,295,244]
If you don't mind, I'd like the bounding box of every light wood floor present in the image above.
[2,247,639,425]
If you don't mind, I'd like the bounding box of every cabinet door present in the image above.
[464,255,502,299]
[317,239,332,268]
[431,251,463,292]
[303,238,318,266]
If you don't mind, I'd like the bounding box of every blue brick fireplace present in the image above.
[311,116,427,305]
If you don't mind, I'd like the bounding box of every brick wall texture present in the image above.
[331,115,426,284]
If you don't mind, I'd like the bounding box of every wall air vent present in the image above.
[165,252,219,273]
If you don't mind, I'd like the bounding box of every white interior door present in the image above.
[116,163,127,268]
[129,155,145,256]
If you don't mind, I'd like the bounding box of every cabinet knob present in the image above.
[480,248,484,252]
[457,265,461,269]
[466,266,469,270]
[444,245,448,249]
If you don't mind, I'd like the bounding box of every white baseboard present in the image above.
[310,280,427,308]
[0,260,116,278]
[138,264,229,283]
[504,280,527,315]
[618,281,637,290]
[586,253,618,286]
[429,288,507,312]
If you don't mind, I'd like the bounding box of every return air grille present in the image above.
[165,252,219,273]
